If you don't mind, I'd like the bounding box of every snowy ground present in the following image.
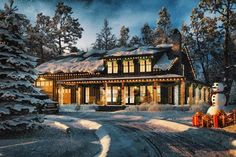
[0,106,236,157]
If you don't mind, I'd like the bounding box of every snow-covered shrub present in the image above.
[138,102,149,111]
[147,102,161,111]
[190,101,210,113]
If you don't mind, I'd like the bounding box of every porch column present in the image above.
[77,86,81,105]
[201,87,205,102]
[104,82,107,106]
[153,82,157,103]
[195,86,199,105]
[189,83,194,106]
[58,84,64,105]
[121,82,125,106]
[180,79,185,105]
[205,87,210,102]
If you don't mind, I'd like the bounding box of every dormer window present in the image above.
[140,59,152,72]
[123,60,134,73]
[107,61,118,74]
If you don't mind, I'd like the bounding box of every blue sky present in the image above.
[0,0,200,50]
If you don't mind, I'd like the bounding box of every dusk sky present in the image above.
[0,0,200,50]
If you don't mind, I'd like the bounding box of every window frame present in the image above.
[123,60,134,73]
[139,59,152,72]
[107,61,118,74]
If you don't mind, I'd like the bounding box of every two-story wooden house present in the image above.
[35,44,210,106]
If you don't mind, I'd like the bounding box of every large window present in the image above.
[107,86,119,103]
[107,61,118,74]
[123,60,134,73]
[85,87,90,103]
[140,85,153,102]
[140,59,152,72]
[35,79,53,99]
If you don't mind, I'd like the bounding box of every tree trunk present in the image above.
[58,36,62,55]
[40,42,44,64]
[224,0,231,104]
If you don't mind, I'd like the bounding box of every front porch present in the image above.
[57,75,205,106]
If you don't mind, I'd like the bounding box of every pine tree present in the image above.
[129,35,142,47]
[141,23,154,46]
[199,0,236,102]
[119,25,129,47]
[0,0,43,133]
[27,13,56,64]
[52,2,84,55]
[92,19,117,50]
[154,7,171,44]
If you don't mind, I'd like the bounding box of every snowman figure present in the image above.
[207,82,226,115]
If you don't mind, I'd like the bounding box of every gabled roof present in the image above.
[153,53,178,71]
[36,45,175,74]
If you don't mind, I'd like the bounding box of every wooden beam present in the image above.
[58,84,64,105]
[153,82,157,103]
[195,86,199,105]
[180,80,185,106]
[121,82,125,106]
[104,82,107,106]
[189,83,194,106]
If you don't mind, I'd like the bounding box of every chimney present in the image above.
[170,29,182,53]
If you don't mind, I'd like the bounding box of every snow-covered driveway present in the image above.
[0,111,235,157]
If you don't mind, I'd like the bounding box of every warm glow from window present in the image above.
[85,87,90,103]
[107,61,112,74]
[123,60,134,73]
[108,61,118,74]
[35,79,53,99]
[140,60,145,72]
[140,59,152,72]
[113,61,118,73]
[146,59,152,72]
[123,61,129,73]
[129,60,134,73]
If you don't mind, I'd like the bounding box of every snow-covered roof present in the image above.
[36,45,174,74]
[105,46,163,57]
[153,53,178,71]
[36,56,104,74]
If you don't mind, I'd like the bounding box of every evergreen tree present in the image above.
[199,0,236,101]
[0,0,43,133]
[27,13,56,64]
[129,35,142,47]
[154,7,171,44]
[52,2,83,55]
[141,23,154,46]
[92,19,117,50]
[119,25,129,47]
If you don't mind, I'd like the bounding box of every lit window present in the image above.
[36,81,40,87]
[85,87,90,103]
[140,86,146,102]
[140,60,145,72]
[123,61,129,73]
[113,61,118,73]
[140,59,152,72]
[129,60,134,73]
[107,61,112,74]
[146,59,152,72]
[107,86,112,102]
[113,86,118,102]
[107,61,118,74]
[123,60,134,73]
